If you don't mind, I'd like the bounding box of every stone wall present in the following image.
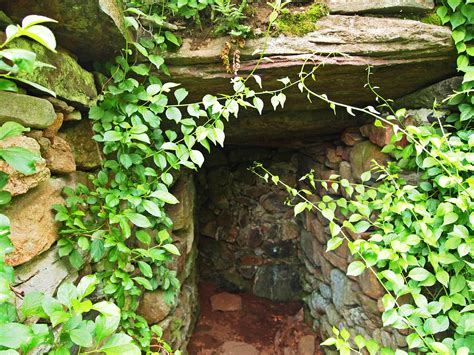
[197,148,304,301]
[195,79,456,349]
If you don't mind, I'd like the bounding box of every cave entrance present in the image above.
[187,144,329,354]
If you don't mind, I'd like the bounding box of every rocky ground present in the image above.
[188,282,322,355]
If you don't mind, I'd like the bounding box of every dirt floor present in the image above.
[187,282,323,355]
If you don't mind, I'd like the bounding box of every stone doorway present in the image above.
[188,145,322,354]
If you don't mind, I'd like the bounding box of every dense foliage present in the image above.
[54,0,290,352]
[253,1,474,354]
[1,0,471,354]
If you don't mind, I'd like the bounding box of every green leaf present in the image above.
[448,0,461,11]
[0,323,31,349]
[103,131,122,142]
[98,333,140,355]
[21,291,46,318]
[443,212,458,225]
[142,200,162,217]
[57,283,78,307]
[136,230,151,245]
[0,147,39,174]
[125,212,151,228]
[174,88,188,104]
[408,267,432,282]
[450,275,466,294]
[162,243,180,256]
[76,275,98,299]
[190,150,204,167]
[138,261,153,278]
[150,190,179,204]
[22,25,57,52]
[90,239,105,262]
[347,261,366,276]
[352,220,371,233]
[428,344,449,355]
[0,79,18,92]
[450,11,466,29]
[164,31,180,46]
[326,237,343,251]
[436,270,450,287]
[21,15,57,28]
[165,107,182,123]
[360,171,371,182]
[149,55,164,70]
[70,328,93,348]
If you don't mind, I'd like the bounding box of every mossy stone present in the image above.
[11,37,98,108]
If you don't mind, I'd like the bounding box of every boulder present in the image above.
[137,290,174,324]
[43,136,76,174]
[166,174,195,231]
[4,174,86,266]
[58,120,103,170]
[13,246,78,309]
[219,341,259,355]
[0,135,50,196]
[395,76,463,109]
[167,15,454,109]
[350,141,389,181]
[359,268,385,300]
[8,37,98,108]
[0,92,56,128]
[210,292,242,312]
[253,264,302,301]
[326,0,434,14]
[0,0,128,64]
[330,268,358,309]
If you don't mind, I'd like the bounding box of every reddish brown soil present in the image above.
[187,282,323,354]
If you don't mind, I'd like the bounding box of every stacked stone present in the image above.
[197,148,304,302]
[0,50,102,296]
[298,124,408,349]
[137,173,199,350]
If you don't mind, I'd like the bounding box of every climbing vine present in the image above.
[252,1,474,354]
[54,0,295,352]
[0,18,139,354]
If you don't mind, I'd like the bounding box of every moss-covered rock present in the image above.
[0,0,128,64]
[11,37,98,108]
[0,91,56,128]
[275,3,328,36]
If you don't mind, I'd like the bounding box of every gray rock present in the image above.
[253,264,302,301]
[330,268,358,309]
[0,92,55,128]
[327,0,434,14]
[13,246,77,309]
[0,0,129,64]
[319,283,332,299]
[396,76,463,109]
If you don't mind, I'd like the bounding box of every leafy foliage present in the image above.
[252,3,474,350]
[0,15,57,96]
[54,0,291,351]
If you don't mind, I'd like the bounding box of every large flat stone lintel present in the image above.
[166,16,456,115]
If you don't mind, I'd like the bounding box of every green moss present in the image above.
[420,12,442,26]
[275,3,328,36]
